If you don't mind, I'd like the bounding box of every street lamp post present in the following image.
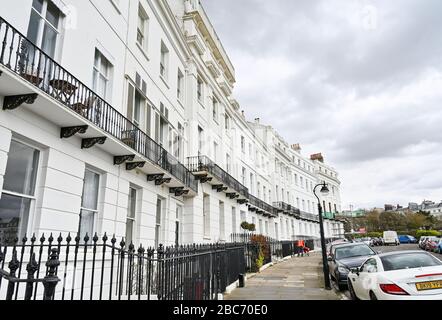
[313,182,331,290]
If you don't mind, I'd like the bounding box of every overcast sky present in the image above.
[201,0,442,210]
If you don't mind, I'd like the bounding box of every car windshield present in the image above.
[381,253,442,271]
[334,245,375,260]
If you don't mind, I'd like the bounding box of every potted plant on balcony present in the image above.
[121,129,138,148]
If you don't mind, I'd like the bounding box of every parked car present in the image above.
[327,240,348,258]
[419,236,438,249]
[347,251,442,300]
[374,237,384,246]
[383,231,400,246]
[425,239,440,252]
[360,237,371,246]
[328,243,377,291]
[398,235,417,244]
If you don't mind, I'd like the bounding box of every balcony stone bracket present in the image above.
[170,187,189,197]
[114,155,135,166]
[155,178,172,186]
[147,174,164,182]
[3,93,38,110]
[226,193,239,200]
[237,199,248,205]
[196,174,213,184]
[60,125,89,139]
[81,137,107,149]
[212,185,227,193]
[126,162,146,171]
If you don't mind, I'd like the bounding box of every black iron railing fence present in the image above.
[187,156,248,198]
[0,234,245,301]
[0,16,197,192]
[248,195,278,217]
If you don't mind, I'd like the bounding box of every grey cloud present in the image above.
[202,0,442,208]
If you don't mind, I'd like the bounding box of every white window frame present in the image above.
[136,4,149,52]
[28,0,63,59]
[127,186,138,245]
[93,49,113,101]
[1,138,42,239]
[79,168,101,237]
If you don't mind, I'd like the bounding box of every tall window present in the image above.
[219,201,225,241]
[127,82,149,132]
[175,205,182,247]
[241,136,245,153]
[155,197,163,248]
[241,167,246,185]
[203,194,210,239]
[213,141,218,162]
[198,126,204,154]
[79,169,100,239]
[225,113,230,130]
[226,154,231,173]
[231,207,237,233]
[27,0,62,59]
[177,69,184,100]
[126,187,137,244]
[0,140,39,244]
[160,41,169,80]
[93,49,113,101]
[197,77,203,102]
[212,97,218,122]
[137,4,149,50]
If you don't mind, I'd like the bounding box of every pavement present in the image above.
[224,253,345,300]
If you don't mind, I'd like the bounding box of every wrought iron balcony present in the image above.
[300,211,320,223]
[0,16,197,192]
[248,195,278,218]
[187,155,248,199]
[273,202,301,218]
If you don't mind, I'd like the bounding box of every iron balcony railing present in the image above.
[187,156,249,198]
[273,202,301,218]
[0,16,197,192]
[300,211,320,223]
[248,195,278,217]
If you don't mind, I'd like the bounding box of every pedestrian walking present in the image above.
[297,239,305,257]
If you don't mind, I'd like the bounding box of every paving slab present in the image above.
[224,253,341,300]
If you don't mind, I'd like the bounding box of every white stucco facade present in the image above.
[0,0,343,248]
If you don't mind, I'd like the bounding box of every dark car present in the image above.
[328,243,377,291]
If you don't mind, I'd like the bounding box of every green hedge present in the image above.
[415,230,441,239]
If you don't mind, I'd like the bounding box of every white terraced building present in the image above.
[0,0,344,248]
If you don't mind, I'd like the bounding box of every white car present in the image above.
[347,251,442,300]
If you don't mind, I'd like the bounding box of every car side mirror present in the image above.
[350,267,360,276]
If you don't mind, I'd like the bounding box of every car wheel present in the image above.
[348,280,359,301]
[369,291,378,300]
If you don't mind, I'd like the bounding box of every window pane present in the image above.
[79,209,95,240]
[46,1,60,28]
[81,170,99,211]
[156,198,162,225]
[27,11,41,43]
[126,219,133,244]
[32,0,44,13]
[4,140,39,196]
[128,188,136,219]
[41,24,57,58]
[0,193,31,244]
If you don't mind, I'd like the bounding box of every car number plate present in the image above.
[416,280,442,291]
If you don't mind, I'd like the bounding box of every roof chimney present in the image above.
[255,118,260,124]
[241,110,245,118]
[291,143,301,151]
[310,153,324,163]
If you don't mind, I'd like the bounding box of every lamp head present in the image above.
[320,183,330,196]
